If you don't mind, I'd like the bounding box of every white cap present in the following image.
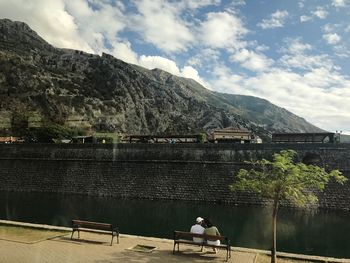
[196,217,204,223]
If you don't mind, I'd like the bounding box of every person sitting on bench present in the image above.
[190,217,205,243]
[203,218,221,253]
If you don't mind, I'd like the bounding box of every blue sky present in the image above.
[0,0,349,134]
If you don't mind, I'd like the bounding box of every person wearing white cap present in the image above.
[190,217,205,243]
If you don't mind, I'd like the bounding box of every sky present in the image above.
[0,0,349,134]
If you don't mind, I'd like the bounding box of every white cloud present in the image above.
[229,0,246,6]
[302,67,346,89]
[132,0,194,53]
[64,0,126,39]
[180,0,220,9]
[258,10,289,29]
[111,41,139,65]
[278,38,336,70]
[333,44,350,58]
[322,23,343,33]
[300,15,312,23]
[323,23,335,33]
[64,0,126,53]
[323,33,341,44]
[231,49,274,72]
[331,0,348,7]
[281,38,312,54]
[199,11,247,49]
[280,54,334,71]
[181,66,211,88]
[312,6,328,19]
[138,55,209,88]
[321,24,348,56]
[139,55,182,75]
[255,44,270,52]
[210,64,246,94]
[187,48,220,67]
[300,6,329,23]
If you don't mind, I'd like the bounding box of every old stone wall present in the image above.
[0,143,349,209]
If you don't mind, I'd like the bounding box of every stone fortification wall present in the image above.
[0,143,349,209]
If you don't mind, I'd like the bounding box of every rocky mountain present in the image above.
[0,19,323,141]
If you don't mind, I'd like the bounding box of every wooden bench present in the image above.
[173,231,231,261]
[71,219,119,246]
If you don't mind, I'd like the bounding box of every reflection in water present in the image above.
[0,191,350,258]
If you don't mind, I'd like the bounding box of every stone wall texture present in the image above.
[0,143,349,209]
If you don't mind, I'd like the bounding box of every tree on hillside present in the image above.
[27,123,85,143]
[11,101,30,137]
[197,132,207,143]
[229,150,347,263]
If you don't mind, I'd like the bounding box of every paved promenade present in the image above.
[0,220,349,263]
[0,232,256,263]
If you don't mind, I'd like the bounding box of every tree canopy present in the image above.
[230,149,346,207]
[27,123,85,143]
[230,149,347,263]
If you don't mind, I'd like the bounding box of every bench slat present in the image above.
[174,231,227,241]
[72,220,112,231]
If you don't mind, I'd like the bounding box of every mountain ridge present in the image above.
[0,19,323,141]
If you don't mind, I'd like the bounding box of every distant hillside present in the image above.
[0,19,323,141]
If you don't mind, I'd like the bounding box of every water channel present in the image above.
[0,191,349,258]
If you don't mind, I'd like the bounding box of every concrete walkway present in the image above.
[0,232,256,263]
[0,220,349,263]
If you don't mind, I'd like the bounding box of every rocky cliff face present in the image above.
[0,19,323,140]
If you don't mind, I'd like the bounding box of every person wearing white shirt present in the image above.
[190,217,205,243]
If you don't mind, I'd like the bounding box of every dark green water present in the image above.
[1,191,349,258]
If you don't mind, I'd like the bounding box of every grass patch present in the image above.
[0,224,70,244]
[257,254,315,263]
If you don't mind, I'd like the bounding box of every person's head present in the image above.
[204,218,213,228]
[195,217,204,225]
